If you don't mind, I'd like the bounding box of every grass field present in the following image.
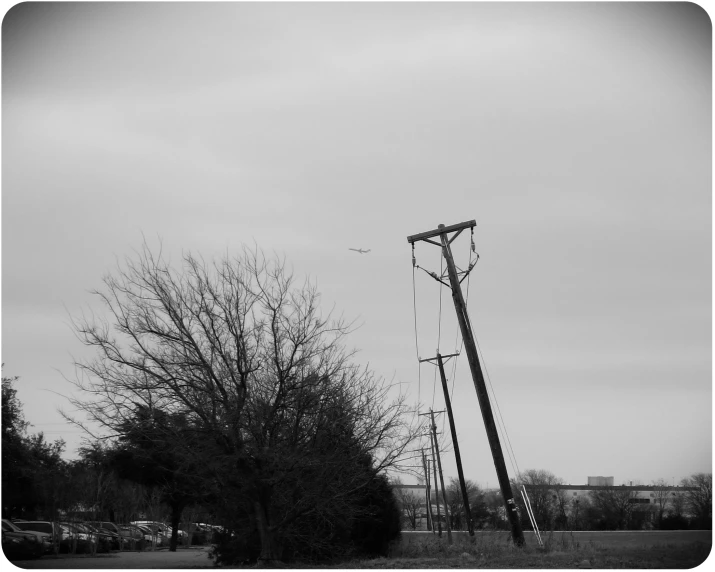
[11,531,712,569]
[327,530,713,569]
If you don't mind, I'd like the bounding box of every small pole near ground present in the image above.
[421,449,433,532]
[430,433,443,537]
[420,410,452,543]
[430,409,453,545]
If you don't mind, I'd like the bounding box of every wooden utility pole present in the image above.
[430,409,453,544]
[408,220,525,547]
[420,352,475,535]
[420,412,451,542]
[429,434,443,536]
[421,450,433,532]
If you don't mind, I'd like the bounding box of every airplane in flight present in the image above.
[348,248,371,254]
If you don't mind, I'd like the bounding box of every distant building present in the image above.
[521,477,697,525]
[587,476,614,486]
[528,482,691,503]
[393,477,698,531]
[391,483,430,530]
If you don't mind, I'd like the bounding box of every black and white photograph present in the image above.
[1,1,711,568]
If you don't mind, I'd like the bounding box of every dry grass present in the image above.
[321,531,712,569]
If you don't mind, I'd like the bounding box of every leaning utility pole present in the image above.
[408,220,525,547]
[420,352,475,535]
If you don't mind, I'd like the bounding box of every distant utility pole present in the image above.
[421,450,433,532]
[430,409,453,544]
[429,435,443,536]
[408,220,525,547]
[420,411,451,543]
[420,352,474,535]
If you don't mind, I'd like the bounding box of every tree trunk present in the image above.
[170,502,182,552]
[254,500,282,566]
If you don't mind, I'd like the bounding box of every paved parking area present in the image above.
[8,546,215,569]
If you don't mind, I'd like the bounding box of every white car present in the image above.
[165,526,187,538]
[134,524,163,546]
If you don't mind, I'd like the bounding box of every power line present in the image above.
[411,249,422,405]
[472,329,522,480]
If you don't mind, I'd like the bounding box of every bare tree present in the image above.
[483,489,510,530]
[669,489,687,519]
[65,243,417,564]
[516,469,564,531]
[589,485,638,530]
[650,479,670,528]
[568,495,592,531]
[552,487,571,530]
[681,473,712,529]
[392,479,423,530]
[445,477,486,531]
[144,487,164,551]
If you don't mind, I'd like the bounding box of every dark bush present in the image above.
[210,470,401,566]
[190,529,209,545]
[660,514,690,530]
[210,529,261,566]
[349,473,401,558]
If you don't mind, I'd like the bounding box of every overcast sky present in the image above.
[2,2,711,488]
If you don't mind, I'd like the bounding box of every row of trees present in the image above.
[512,469,711,532]
[393,468,711,533]
[394,477,494,531]
[5,244,420,565]
[3,374,216,544]
[3,375,69,523]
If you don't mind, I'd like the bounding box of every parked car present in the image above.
[133,524,164,547]
[6,520,52,554]
[88,521,133,542]
[58,522,96,554]
[187,523,211,545]
[2,519,46,559]
[117,524,146,550]
[11,520,61,553]
[86,521,118,535]
[82,523,123,551]
[167,527,188,542]
[131,521,171,537]
[85,522,128,550]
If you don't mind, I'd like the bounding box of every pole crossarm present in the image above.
[419,352,460,364]
[448,228,466,245]
[418,431,443,438]
[418,410,446,418]
[407,220,477,245]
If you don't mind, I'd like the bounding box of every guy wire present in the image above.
[433,255,444,410]
[448,232,474,402]
[470,319,522,480]
[411,259,422,406]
